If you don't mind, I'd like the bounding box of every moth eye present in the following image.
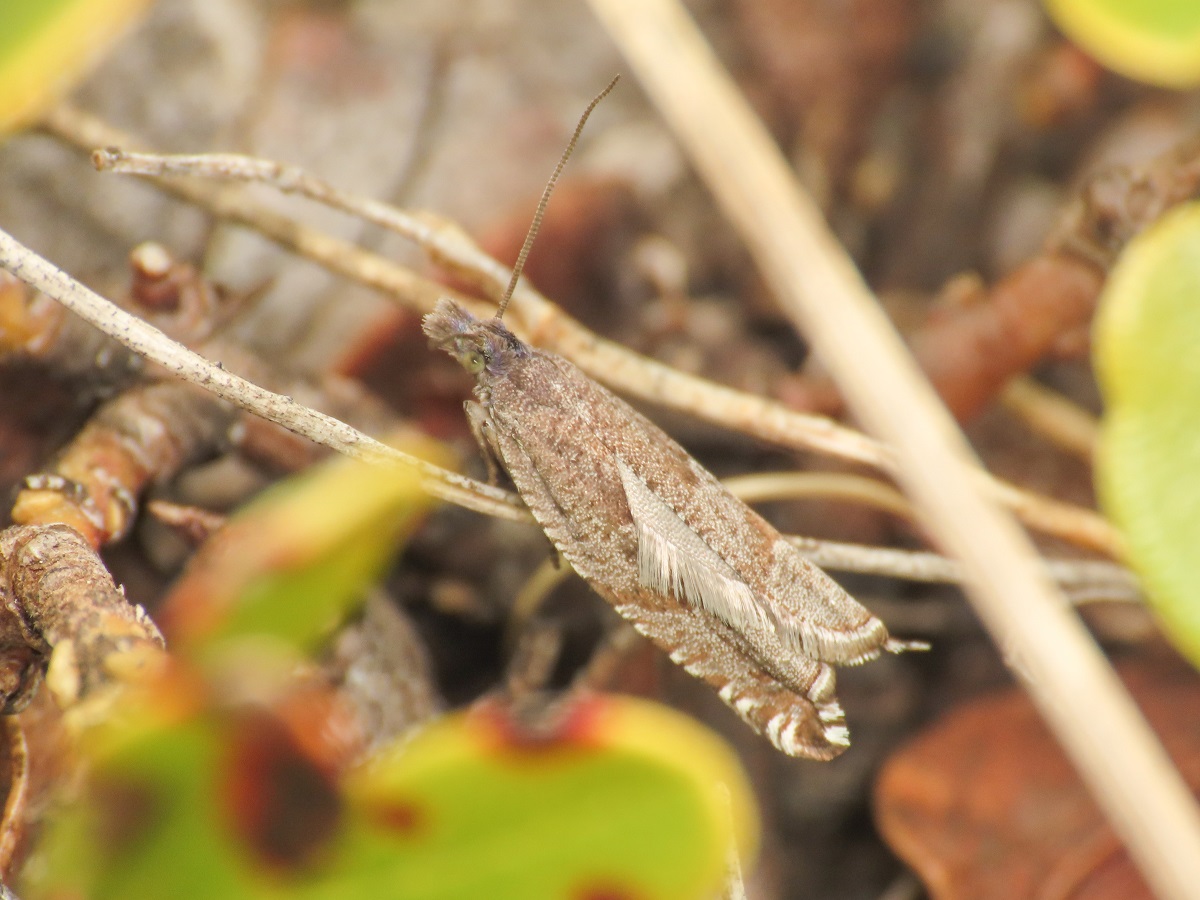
[465,351,486,374]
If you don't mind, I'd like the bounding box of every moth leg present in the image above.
[464,401,504,486]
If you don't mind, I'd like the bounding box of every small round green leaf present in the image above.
[1095,200,1200,667]
[1043,0,1200,88]
[0,0,154,133]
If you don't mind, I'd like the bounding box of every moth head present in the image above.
[422,298,528,378]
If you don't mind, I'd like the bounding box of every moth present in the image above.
[423,80,922,760]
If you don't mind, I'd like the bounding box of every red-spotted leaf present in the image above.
[22,666,360,900]
[339,694,759,900]
[26,687,758,900]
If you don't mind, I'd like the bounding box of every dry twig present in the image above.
[0,524,164,711]
[0,228,1132,603]
[583,0,1200,894]
[36,104,1120,556]
[12,381,235,548]
[0,226,525,524]
[0,717,27,879]
[791,138,1200,421]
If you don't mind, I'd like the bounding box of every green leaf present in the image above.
[338,695,759,900]
[25,673,351,900]
[26,690,758,900]
[1043,0,1200,88]
[1095,200,1200,667]
[157,433,446,657]
[32,710,253,900]
[0,0,154,133]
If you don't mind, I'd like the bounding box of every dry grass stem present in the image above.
[585,0,1200,893]
[0,227,525,523]
[788,537,1141,604]
[1001,376,1099,463]
[723,471,915,521]
[41,103,1120,556]
[0,227,1131,602]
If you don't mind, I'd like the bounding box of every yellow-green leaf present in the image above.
[1043,0,1200,88]
[26,689,758,900]
[339,694,760,900]
[25,671,355,900]
[1095,200,1200,667]
[158,432,448,657]
[0,0,154,133]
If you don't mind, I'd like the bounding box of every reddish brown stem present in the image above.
[0,524,164,710]
[11,382,235,548]
[789,137,1200,421]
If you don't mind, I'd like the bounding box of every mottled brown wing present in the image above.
[494,349,897,665]
[480,349,854,758]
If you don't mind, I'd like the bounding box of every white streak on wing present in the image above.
[808,664,837,705]
[766,712,788,746]
[825,724,851,747]
[616,458,773,635]
[818,702,845,722]
[734,696,758,717]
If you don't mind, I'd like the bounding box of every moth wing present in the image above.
[613,427,896,666]
[481,380,851,759]
[762,541,910,664]
[480,351,910,753]
[616,457,776,638]
[637,600,853,760]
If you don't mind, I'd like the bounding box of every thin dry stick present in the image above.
[1002,376,1099,463]
[788,536,1141,604]
[0,205,1134,602]
[485,490,1104,642]
[84,149,906,466]
[585,0,1200,895]
[55,106,1121,556]
[0,227,525,524]
[723,471,914,520]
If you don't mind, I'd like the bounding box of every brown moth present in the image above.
[423,301,921,758]
[423,80,922,760]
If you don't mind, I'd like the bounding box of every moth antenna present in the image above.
[496,75,620,320]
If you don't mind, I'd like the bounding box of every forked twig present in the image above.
[41,103,1120,557]
[1001,376,1099,463]
[0,227,525,523]
[0,223,1138,602]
